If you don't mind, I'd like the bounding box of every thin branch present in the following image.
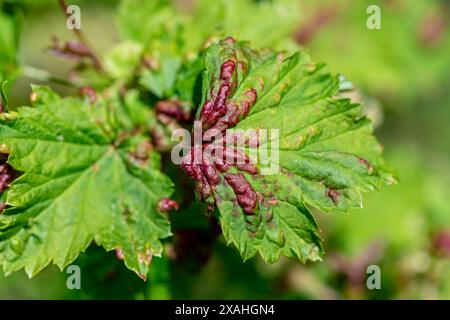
[58,0,104,73]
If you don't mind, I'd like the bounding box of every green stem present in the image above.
[58,0,105,74]
[22,66,76,87]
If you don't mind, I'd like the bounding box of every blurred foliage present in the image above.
[0,1,21,84]
[299,0,450,105]
[0,0,449,299]
[117,0,301,52]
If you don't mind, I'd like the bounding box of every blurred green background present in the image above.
[1,0,450,299]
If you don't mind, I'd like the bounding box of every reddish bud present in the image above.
[138,274,147,281]
[158,198,179,212]
[155,100,192,123]
[433,230,450,257]
[115,248,124,260]
[49,38,92,60]
[223,37,236,45]
[327,188,340,205]
[80,87,97,104]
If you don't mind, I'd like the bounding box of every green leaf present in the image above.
[145,255,171,299]
[0,81,9,112]
[194,39,397,263]
[103,41,143,80]
[117,0,180,46]
[118,0,301,53]
[117,0,301,101]
[186,0,301,51]
[140,56,182,99]
[0,86,173,278]
[172,56,203,103]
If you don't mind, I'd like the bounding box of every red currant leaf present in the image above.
[181,38,397,263]
[0,86,173,278]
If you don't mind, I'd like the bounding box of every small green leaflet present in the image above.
[117,0,301,53]
[196,39,397,263]
[0,86,173,278]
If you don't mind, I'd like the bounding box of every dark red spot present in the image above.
[181,150,219,200]
[80,87,97,104]
[225,173,258,214]
[181,151,203,181]
[115,248,124,260]
[359,157,371,169]
[200,100,214,124]
[327,188,340,205]
[220,60,236,81]
[225,148,259,175]
[200,161,221,186]
[200,83,232,130]
[237,61,248,75]
[0,154,19,193]
[244,88,257,105]
[0,176,8,193]
[207,88,257,134]
[213,149,231,172]
[138,274,147,281]
[214,84,231,111]
[419,11,447,48]
[158,198,179,212]
[223,37,236,45]
[433,230,450,257]
[142,55,158,70]
[156,100,192,123]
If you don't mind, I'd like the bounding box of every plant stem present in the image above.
[58,0,104,74]
[23,66,76,87]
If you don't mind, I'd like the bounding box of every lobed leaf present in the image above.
[0,86,173,278]
[187,39,397,263]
